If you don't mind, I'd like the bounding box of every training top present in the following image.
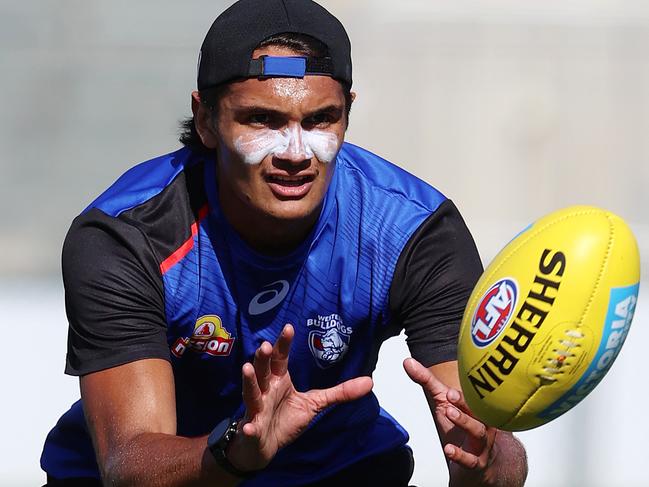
[41,142,482,485]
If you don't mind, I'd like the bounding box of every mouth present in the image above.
[265,173,316,198]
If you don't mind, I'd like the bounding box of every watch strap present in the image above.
[208,419,254,479]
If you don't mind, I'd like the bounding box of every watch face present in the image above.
[208,418,232,448]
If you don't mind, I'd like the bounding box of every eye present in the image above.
[248,113,272,126]
[304,112,334,129]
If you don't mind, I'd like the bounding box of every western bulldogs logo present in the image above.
[471,278,518,348]
[307,313,352,368]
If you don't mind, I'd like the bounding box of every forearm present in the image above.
[101,432,242,487]
[457,431,528,487]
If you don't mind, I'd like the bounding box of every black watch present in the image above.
[207,418,254,478]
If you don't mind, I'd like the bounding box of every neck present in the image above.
[218,186,321,257]
[232,209,319,256]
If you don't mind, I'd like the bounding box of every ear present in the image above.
[191,91,219,149]
[343,91,357,131]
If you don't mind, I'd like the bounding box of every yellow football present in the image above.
[458,206,640,431]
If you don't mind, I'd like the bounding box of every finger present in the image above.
[446,387,474,416]
[444,443,485,471]
[445,406,489,449]
[253,341,272,392]
[241,362,263,416]
[307,376,373,411]
[241,421,261,442]
[403,358,448,397]
[270,324,294,376]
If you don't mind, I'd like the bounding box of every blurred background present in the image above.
[1,0,647,485]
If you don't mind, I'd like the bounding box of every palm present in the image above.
[228,324,373,472]
[248,373,317,457]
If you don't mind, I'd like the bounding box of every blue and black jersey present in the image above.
[41,142,482,485]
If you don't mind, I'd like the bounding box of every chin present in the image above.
[263,200,319,222]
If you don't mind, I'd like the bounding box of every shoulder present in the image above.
[336,142,446,211]
[85,147,206,217]
[67,147,209,269]
[388,200,483,366]
[333,142,448,238]
[62,151,211,375]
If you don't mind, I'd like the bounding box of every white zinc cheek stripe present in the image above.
[233,126,340,165]
[234,129,288,165]
[302,130,339,164]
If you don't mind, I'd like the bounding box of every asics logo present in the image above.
[248,280,290,316]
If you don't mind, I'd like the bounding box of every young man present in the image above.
[41,1,528,485]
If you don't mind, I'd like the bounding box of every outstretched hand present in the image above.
[404,358,498,486]
[227,324,373,472]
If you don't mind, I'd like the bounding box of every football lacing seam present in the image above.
[536,214,615,382]
[539,329,585,382]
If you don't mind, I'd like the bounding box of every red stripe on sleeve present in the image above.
[159,204,209,275]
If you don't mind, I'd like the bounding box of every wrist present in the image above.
[207,418,256,479]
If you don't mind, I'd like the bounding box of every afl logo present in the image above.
[471,278,518,348]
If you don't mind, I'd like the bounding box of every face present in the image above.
[194,46,349,233]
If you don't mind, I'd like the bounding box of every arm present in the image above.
[81,359,239,487]
[404,358,528,487]
[82,325,373,486]
[388,201,527,485]
[64,212,225,485]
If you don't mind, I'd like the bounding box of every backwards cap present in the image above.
[197,0,352,90]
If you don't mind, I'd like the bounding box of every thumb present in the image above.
[307,376,373,411]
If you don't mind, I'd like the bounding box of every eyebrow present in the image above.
[305,105,344,118]
[232,104,344,118]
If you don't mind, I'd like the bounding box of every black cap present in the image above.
[197,0,352,90]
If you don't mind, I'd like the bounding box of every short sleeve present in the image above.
[63,208,169,376]
[389,200,483,367]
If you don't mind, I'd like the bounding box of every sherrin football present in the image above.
[458,206,640,431]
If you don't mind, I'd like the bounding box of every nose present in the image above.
[275,124,314,163]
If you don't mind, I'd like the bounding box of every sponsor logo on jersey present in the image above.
[248,280,290,316]
[171,315,235,358]
[471,278,518,348]
[307,313,352,368]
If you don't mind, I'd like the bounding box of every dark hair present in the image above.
[178,32,353,153]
